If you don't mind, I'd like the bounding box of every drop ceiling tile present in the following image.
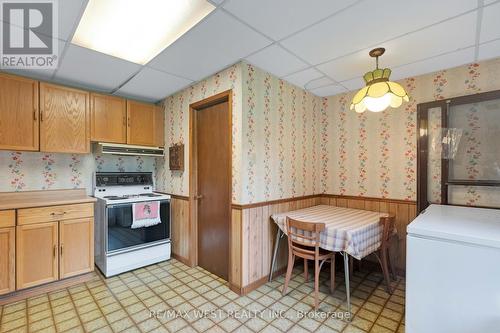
[59,0,88,41]
[115,67,193,103]
[339,77,365,91]
[318,12,476,82]
[480,1,500,43]
[208,0,225,5]
[282,67,324,88]
[338,47,476,92]
[309,84,347,97]
[306,76,335,90]
[223,0,358,40]
[245,44,308,77]
[281,0,477,65]
[1,39,66,81]
[390,47,475,81]
[0,0,88,41]
[478,39,500,61]
[147,10,271,81]
[54,44,141,92]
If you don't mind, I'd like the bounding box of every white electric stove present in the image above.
[93,172,171,277]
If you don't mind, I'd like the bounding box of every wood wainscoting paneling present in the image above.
[233,194,416,294]
[169,192,416,295]
[169,195,190,266]
[321,194,417,273]
[229,209,242,292]
[237,196,321,290]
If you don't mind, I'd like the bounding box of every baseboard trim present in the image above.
[230,266,288,295]
[172,253,192,267]
[0,272,96,306]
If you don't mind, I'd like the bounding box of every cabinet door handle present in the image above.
[33,109,37,121]
[40,110,44,122]
[60,244,63,256]
[50,211,66,217]
[53,245,57,258]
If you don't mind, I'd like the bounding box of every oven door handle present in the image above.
[107,199,169,209]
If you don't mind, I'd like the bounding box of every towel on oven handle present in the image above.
[131,201,161,229]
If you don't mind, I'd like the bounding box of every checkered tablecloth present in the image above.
[271,205,389,259]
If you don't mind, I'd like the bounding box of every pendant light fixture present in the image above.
[350,48,409,113]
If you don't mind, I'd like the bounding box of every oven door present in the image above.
[105,199,170,254]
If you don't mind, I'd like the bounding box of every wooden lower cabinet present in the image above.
[0,227,15,295]
[16,222,59,289]
[15,216,94,291]
[60,218,94,279]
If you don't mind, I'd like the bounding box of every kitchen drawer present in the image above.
[18,203,94,225]
[0,210,15,228]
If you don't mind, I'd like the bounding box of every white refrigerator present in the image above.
[406,204,500,333]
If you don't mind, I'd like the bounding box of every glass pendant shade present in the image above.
[350,49,409,113]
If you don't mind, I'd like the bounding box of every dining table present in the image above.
[269,204,390,314]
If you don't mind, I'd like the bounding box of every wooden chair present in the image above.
[373,216,397,293]
[282,218,335,310]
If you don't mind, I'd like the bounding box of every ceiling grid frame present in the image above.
[1,0,500,100]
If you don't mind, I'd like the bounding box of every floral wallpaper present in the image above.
[0,151,156,194]
[155,63,243,202]
[240,63,321,203]
[2,58,499,206]
[157,58,500,206]
[156,62,322,204]
[323,57,500,206]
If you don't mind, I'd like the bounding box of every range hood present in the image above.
[95,143,164,157]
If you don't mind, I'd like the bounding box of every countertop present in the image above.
[0,189,96,210]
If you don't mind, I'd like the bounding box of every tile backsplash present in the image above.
[0,151,157,194]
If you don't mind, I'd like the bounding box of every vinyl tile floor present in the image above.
[0,259,405,333]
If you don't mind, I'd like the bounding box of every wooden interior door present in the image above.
[16,222,59,289]
[91,93,127,143]
[0,227,15,295]
[0,73,39,151]
[196,99,231,280]
[60,218,94,279]
[40,83,90,153]
[127,100,155,146]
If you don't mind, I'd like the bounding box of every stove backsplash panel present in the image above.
[0,151,157,194]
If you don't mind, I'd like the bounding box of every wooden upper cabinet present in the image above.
[0,73,39,151]
[91,93,127,144]
[59,218,94,279]
[154,106,165,147]
[127,100,155,146]
[0,227,15,295]
[40,83,90,153]
[16,222,59,289]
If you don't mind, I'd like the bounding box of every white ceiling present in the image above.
[1,0,500,101]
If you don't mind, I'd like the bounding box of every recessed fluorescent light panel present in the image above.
[72,0,215,64]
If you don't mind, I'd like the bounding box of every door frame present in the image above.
[188,90,232,281]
